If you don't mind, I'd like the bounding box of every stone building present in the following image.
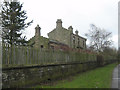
[48,19,87,49]
[29,19,87,50]
[28,25,49,49]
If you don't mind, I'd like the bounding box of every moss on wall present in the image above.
[2,62,98,88]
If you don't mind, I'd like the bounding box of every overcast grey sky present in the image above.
[1,0,119,49]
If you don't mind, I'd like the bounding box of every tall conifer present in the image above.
[1,1,33,46]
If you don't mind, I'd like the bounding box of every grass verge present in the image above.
[33,63,117,88]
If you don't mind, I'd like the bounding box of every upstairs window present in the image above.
[83,41,84,47]
[73,39,75,48]
[73,36,75,40]
[78,38,80,46]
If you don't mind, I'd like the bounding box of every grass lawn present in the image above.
[33,63,117,88]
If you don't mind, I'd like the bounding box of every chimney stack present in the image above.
[75,30,78,35]
[56,19,62,28]
[68,26,73,34]
[35,24,41,37]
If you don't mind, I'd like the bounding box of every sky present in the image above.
[0,0,119,49]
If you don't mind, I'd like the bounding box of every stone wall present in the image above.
[2,62,98,88]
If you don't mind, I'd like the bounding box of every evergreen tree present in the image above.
[1,1,33,46]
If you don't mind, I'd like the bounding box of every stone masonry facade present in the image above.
[29,19,87,50]
[48,19,87,49]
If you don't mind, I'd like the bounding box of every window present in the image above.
[73,36,75,48]
[73,36,75,40]
[41,45,44,48]
[78,38,80,46]
[73,40,75,48]
[83,41,84,47]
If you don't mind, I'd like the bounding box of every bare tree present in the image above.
[85,24,112,52]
